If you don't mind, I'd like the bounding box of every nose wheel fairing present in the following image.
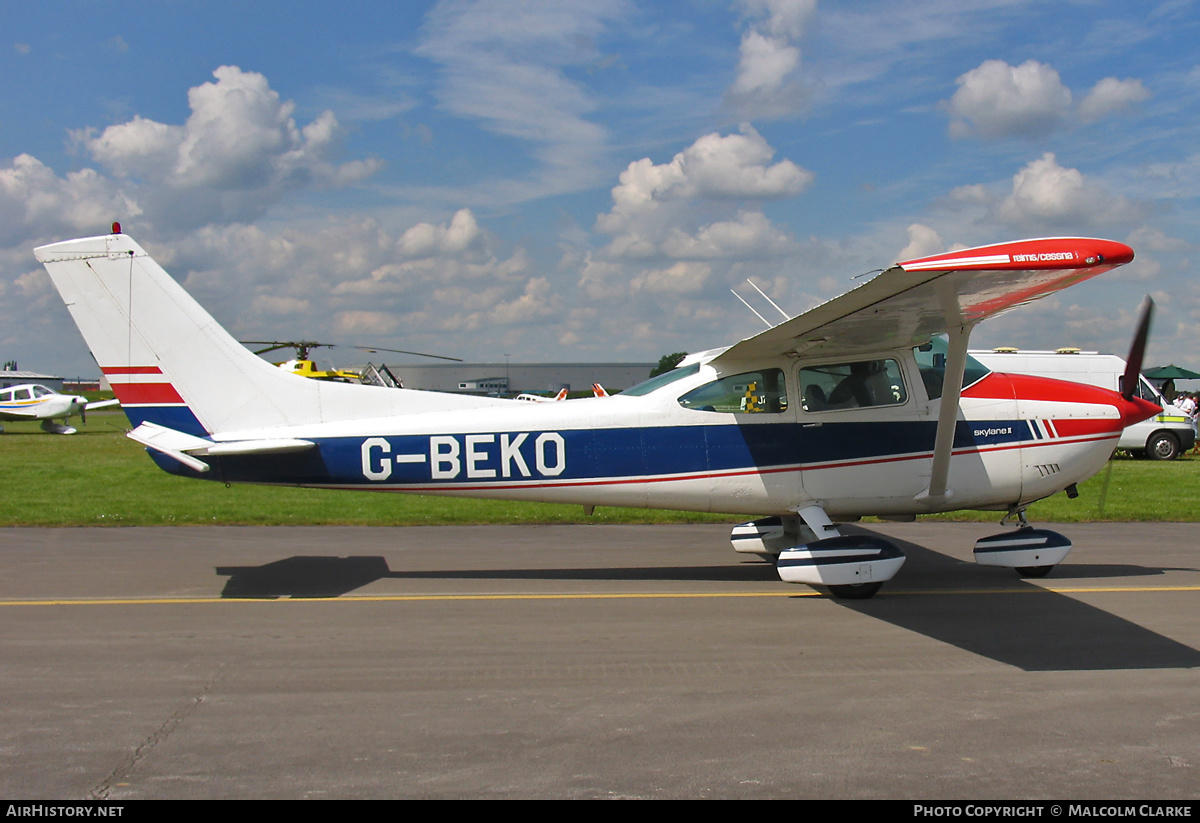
[973,527,1072,577]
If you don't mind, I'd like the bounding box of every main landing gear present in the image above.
[731,505,906,600]
[730,505,1073,599]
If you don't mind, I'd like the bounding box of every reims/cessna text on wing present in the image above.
[34,230,1158,598]
[0,382,119,434]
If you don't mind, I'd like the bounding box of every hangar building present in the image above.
[381,362,656,395]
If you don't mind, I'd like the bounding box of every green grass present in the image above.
[1,410,1197,526]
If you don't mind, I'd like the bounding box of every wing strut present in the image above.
[918,322,974,505]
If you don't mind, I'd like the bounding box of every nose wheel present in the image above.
[975,510,1072,578]
[827,582,884,600]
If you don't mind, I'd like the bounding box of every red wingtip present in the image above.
[900,237,1134,271]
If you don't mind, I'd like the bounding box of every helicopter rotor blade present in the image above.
[353,346,463,363]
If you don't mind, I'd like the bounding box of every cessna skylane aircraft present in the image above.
[0,382,120,434]
[34,230,1158,597]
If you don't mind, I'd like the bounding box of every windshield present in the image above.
[1138,376,1166,404]
[622,363,701,396]
[913,336,990,400]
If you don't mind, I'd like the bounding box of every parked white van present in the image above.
[972,349,1197,460]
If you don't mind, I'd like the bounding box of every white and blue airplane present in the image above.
[34,230,1158,597]
[0,382,120,434]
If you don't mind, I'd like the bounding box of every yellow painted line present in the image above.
[0,584,1198,607]
[0,591,816,606]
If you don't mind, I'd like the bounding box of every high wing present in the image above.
[712,237,1134,366]
[711,237,1135,506]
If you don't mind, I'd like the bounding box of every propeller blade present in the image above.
[1121,298,1154,402]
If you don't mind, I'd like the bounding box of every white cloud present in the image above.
[947,59,1072,139]
[733,30,800,97]
[596,125,812,238]
[995,153,1143,230]
[398,209,481,257]
[726,0,816,120]
[660,211,794,260]
[896,224,945,262]
[946,59,1151,139]
[1077,77,1150,122]
[0,154,141,245]
[629,261,713,295]
[565,122,820,352]
[79,66,382,227]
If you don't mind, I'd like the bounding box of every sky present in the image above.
[3,0,1199,378]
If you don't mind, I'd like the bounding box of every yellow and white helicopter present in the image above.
[242,340,461,386]
[34,230,1157,597]
[0,383,120,434]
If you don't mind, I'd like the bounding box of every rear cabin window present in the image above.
[677,369,788,414]
[800,359,907,412]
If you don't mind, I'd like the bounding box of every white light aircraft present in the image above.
[516,388,570,403]
[0,383,120,434]
[34,231,1158,597]
[515,385,610,403]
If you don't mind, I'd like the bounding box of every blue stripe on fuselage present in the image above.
[152,419,1033,486]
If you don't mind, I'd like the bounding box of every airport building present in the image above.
[0,369,64,392]
[380,362,656,395]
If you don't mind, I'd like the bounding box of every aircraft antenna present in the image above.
[730,289,773,328]
[746,279,790,320]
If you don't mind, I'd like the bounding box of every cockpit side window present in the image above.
[800,359,906,412]
[913,336,991,400]
[677,368,788,414]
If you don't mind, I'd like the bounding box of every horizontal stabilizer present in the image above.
[127,423,213,472]
[127,422,316,472]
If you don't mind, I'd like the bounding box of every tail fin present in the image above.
[35,232,505,436]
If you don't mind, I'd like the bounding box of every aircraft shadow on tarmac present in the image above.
[834,525,1200,672]
[214,526,1200,673]
[214,556,778,598]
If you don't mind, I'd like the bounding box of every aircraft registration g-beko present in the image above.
[0,383,119,434]
[34,229,1159,598]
